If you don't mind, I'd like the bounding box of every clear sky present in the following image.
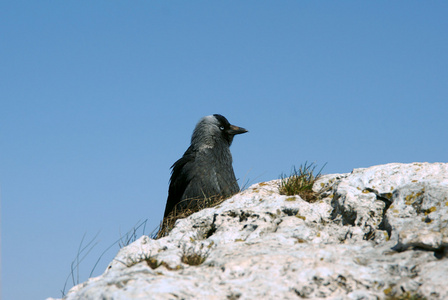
[1,1,447,299]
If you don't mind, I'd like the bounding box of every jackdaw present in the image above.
[163,114,248,218]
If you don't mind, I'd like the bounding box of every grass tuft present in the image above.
[125,252,156,268]
[124,253,181,270]
[145,256,162,269]
[278,162,326,203]
[180,244,210,266]
[385,292,427,300]
[154,195,227,239]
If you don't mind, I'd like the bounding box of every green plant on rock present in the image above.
[125,252,183,271]
[180,243,211,266]
[385,291,427,300]
[278,162,325,203]
[125,252,156,268]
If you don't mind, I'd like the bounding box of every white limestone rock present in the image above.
[52,162,448,300]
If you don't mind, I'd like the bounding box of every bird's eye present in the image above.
[219,126,225,131]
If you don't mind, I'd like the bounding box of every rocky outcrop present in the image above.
[53,163,448,299]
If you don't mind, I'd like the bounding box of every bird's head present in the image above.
[191,114,248,149]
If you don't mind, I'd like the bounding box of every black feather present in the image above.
[163,115,247,218]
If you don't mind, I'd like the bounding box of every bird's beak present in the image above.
[228,125,248,135]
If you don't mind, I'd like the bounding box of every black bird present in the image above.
[163,114,248,218]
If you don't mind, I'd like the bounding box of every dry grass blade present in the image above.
[278,162,326,203]
[118,219,148,248]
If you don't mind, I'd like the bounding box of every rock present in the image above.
[50,162,448,300]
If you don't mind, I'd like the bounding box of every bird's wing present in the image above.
[164,146,196,218]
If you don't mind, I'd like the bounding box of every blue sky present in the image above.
[1,1,447,299]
